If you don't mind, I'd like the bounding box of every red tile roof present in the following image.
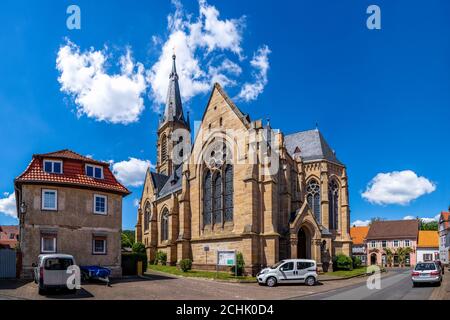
[15,150,130,195]
[0,225,18,249]
[366,220,419,240]
[439,212,450,230]
[350,226,369,245]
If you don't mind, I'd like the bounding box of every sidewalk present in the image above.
[429,272,450,300]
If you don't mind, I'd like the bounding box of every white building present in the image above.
[438,211,450,264]
[417,230,439,263]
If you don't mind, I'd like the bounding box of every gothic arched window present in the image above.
[161,209,169,241]
[161,134,167,162]
[328,179,339,230]
[306,179,321,223]
[224,165,234,222]
[213,173,222,224]
[144,202,150,231]
[203,171,212,226]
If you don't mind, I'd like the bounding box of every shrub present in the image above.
[333,254,353,271]
[179,259,192,272]
[121,252,147,276]
[132,242,145,254]
[352,256,362,269]
[231,252,245,276]
[155,251,168,265]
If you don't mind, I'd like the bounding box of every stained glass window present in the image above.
[213,173,222,224]
[328,180,339,230]
[306,179,321,223]
[161,209,169,241]
[224,165,234,222]
[203,171,212,226]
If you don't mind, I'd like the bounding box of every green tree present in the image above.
[132,242,146,254]
[384,248,394,267]
[121,230,135,249]
[396,247,413,267]
[420,221,438,231]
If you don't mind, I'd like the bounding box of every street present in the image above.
[295,269,440,300]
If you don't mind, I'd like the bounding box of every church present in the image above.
[136,54,352,275]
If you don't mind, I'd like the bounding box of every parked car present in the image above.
[411,262,442,287]
[33,254,76,295]
[434,260,444,274]
[257,259,318,287]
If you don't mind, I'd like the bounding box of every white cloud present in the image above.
[404,214,440,223]
[362,170,436,205]
[351,220,371,227]
[112,158,153,187]
[56,40,147,124]
[237,45,271,102]
[147,0,269,109]
[0,192,17,219]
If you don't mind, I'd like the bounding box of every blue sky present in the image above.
[0,0,449,229]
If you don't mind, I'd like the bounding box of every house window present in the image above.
[213,173,222,224]
[224,165,234,222]
[423,253,433,262]
[93,195,107,215]
[405,240,410,247]
[393,240,399,247]
[371,241,376,248]
[381,240,387,248]
[42,189,57,211]
[86,164,104,179]
[41,234,57,253]
[306,179,321,223]
[43,160,63,174]
[92,236,106,254]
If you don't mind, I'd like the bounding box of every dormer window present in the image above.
[43,160,63,174]
[86,164,104,179]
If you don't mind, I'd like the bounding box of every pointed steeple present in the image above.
[161,54,187,128]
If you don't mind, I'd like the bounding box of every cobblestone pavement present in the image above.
[0,272,378,300]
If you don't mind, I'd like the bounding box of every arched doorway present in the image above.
[370,253,377,265]
[297,227,311,259]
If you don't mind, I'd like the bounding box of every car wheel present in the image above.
[305,276,316,286]
[266,277,277,287]
[412,282,417,288]
[38,287,46,295]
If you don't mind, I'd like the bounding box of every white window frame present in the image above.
[43,159,63,174]
[92,238,107,254]
[41,189,58,211]
[405,240,410,247]
[93,194,108,215]
[371,241,376,248]
[41,235,56,253]
[393,240,399,247]
[85,164,104,179]
[381,240,387,248]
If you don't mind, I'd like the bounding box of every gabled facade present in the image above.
[350,226,369,265]
[14,150,130,278]
[438,211,450,264]
[366,220,419,267]
[136,56,352,275]
[417,230,439,263]
[0,226,19,249]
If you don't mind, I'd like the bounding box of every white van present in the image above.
[33,254,76,294]
[257,259,318,287]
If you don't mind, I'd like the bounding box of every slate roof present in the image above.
[284,129,342,164]
[150,165,183,200]
[366,220,419,240]
[15,150,130,195]
[160,54,188,127]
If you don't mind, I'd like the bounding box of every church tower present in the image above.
[156,54,190,176]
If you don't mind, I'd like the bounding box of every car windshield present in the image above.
[270,261,285,269]
[44,258,73,270]
[415,263,436,271]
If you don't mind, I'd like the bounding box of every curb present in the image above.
[318,269,387,282]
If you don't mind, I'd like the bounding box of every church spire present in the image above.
[161,54,187,128]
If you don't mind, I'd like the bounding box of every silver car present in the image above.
[411,262,442,287]
[33,254,76,294]
[257,259,318,287]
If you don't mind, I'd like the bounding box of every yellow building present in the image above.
[136,55,352,274]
